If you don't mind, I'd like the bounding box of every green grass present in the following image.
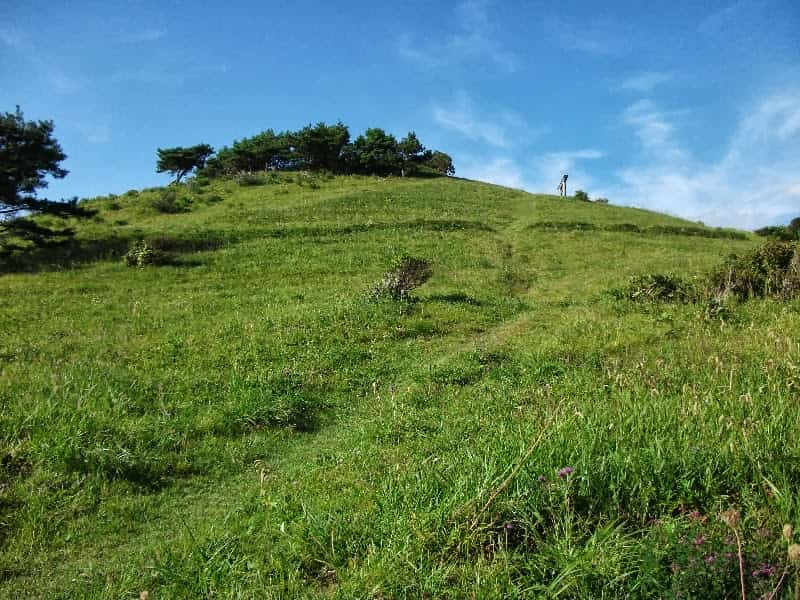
[2,173,799,598]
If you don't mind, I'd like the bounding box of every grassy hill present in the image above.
[2,173,798,598]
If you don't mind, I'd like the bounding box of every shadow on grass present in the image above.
[1,219,493,274]
[0,232,232,274]
[427,292,484,306]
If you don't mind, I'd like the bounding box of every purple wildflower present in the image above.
[538,475,547,483]
[557,466,574,479]
[704,554,716,564]
[693,535,707,547]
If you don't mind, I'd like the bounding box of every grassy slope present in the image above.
[1,174,799,598]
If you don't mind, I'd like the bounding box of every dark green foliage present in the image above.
[151,189,190,213]
[594,197,609,204]
[709,241,800,299]
[200,122,454,179]
[371,256,433,301]
[754,225,795,240]
[294,121,350,171]
[530,221,747,240]
[755,217,800,241]
[616,273,696,303]
[573,189,590,202]
[156,143,214,184]
[350,128,400,175]
[0,107,93,245]
[425,150,456,176]
[235,173,268,187]
[398,131,426,176]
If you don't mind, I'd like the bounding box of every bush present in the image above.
[235,173,268,187]
[371,256,433,301]
[709,241,800,300]
[123,240,171,267]
[574,190,590,202]
[151,189,190,213]
[594,197,609,204]
[615,273,696,303]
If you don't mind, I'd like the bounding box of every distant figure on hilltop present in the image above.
[557,173,568,197]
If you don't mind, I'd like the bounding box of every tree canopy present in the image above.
[1,107,91,246]
[199,122,455,179]
[156,144,214,184]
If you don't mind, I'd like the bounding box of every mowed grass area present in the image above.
[1,174,798,598]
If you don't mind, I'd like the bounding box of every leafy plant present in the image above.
[123,239,171,267]
[615,273,696,303]
[151,189,190,213]
[573,189,590,202]
[371,256,433,301]
[709,241,800,300]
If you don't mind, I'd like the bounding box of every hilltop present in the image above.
[2,174,799,598]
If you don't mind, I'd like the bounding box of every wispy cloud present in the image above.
[459,149,603,197]
[619,71,673,93]
[546,16,630,56]
[610,89,800,229]
[622,100,687,163]
[432,93,535,149]
[397,0,517,72]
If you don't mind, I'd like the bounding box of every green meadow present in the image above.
[1,173,799,598]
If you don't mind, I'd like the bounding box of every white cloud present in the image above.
[458,149,603,198]
[432,93,533,149]
[459,157,525,190]
[546,16,630,56]
[609,90,800,229]
[619,71,673,93]
[397,0,517,72]
[622,100,687,163]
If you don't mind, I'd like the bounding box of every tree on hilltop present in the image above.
[294,122,350,171]
[398,131,426,176]
[156,143,214,184]
[1,106,93,246]
[350,128,400,175]
[426,151,455,176]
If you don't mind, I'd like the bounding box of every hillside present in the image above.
[2,174,799,598]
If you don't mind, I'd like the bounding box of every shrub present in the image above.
[151,189,190,214]
[709,241,800,300]
[594,197,609,204]
[616,273,696,303]
[123,240,171,267]
[574,189,590,202]
[371,256,433,301]
[235,173,267,187]
[753,225,795,240]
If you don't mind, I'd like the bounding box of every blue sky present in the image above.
[2,0,798,229]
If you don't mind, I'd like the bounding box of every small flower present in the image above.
[783,524,794,541]
[721,509,740,529]
[704,554,716,564]
[788,544,800,562]
[557,466,574,479]
[538,475,547,483]
[693,535,707,547]
[505,523,514,531]
[689,510,702,520]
